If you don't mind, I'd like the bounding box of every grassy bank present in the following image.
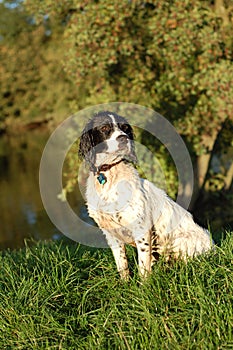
[0,233,232,349]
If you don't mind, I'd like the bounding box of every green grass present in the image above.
[0,233,232,350]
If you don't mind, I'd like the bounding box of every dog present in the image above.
[79,111,214,279]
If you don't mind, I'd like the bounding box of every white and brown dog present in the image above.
[79,111,213,279]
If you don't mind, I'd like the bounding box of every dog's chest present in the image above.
[85,165,149,242]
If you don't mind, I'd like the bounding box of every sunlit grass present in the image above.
[0,233,232,349]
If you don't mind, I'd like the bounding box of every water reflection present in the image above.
[0,131,63,249]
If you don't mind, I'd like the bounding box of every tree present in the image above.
[22,0,233,226]
[0,1,77,131]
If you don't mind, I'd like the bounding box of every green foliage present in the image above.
[0,234,232,348]
[0,1,77,128]
[1,0,232,219]
[25,0,233,147]
[24,1,232,191]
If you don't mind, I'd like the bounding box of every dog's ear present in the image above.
[130,141,138,164]
[78,130,91,160]
[128,124,135,142]
[78,121,96,165]
[127,124,138,163]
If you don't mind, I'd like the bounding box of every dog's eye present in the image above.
[100,125,110,133]
[120,124,130,133]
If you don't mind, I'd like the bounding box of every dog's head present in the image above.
[79,111,137,169]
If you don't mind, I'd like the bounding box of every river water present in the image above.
[0,130,72,249]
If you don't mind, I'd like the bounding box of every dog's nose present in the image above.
[117,134,129,143]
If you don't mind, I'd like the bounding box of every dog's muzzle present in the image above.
[117,134,129,150]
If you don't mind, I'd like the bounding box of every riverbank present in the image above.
[0,115,55,136]
[0,234,232,349]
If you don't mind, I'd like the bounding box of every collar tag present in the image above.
[97,173,107,185]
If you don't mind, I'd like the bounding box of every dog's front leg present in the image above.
[111,244,130,280]
[135,231,152,278]
[104,232,129,279]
